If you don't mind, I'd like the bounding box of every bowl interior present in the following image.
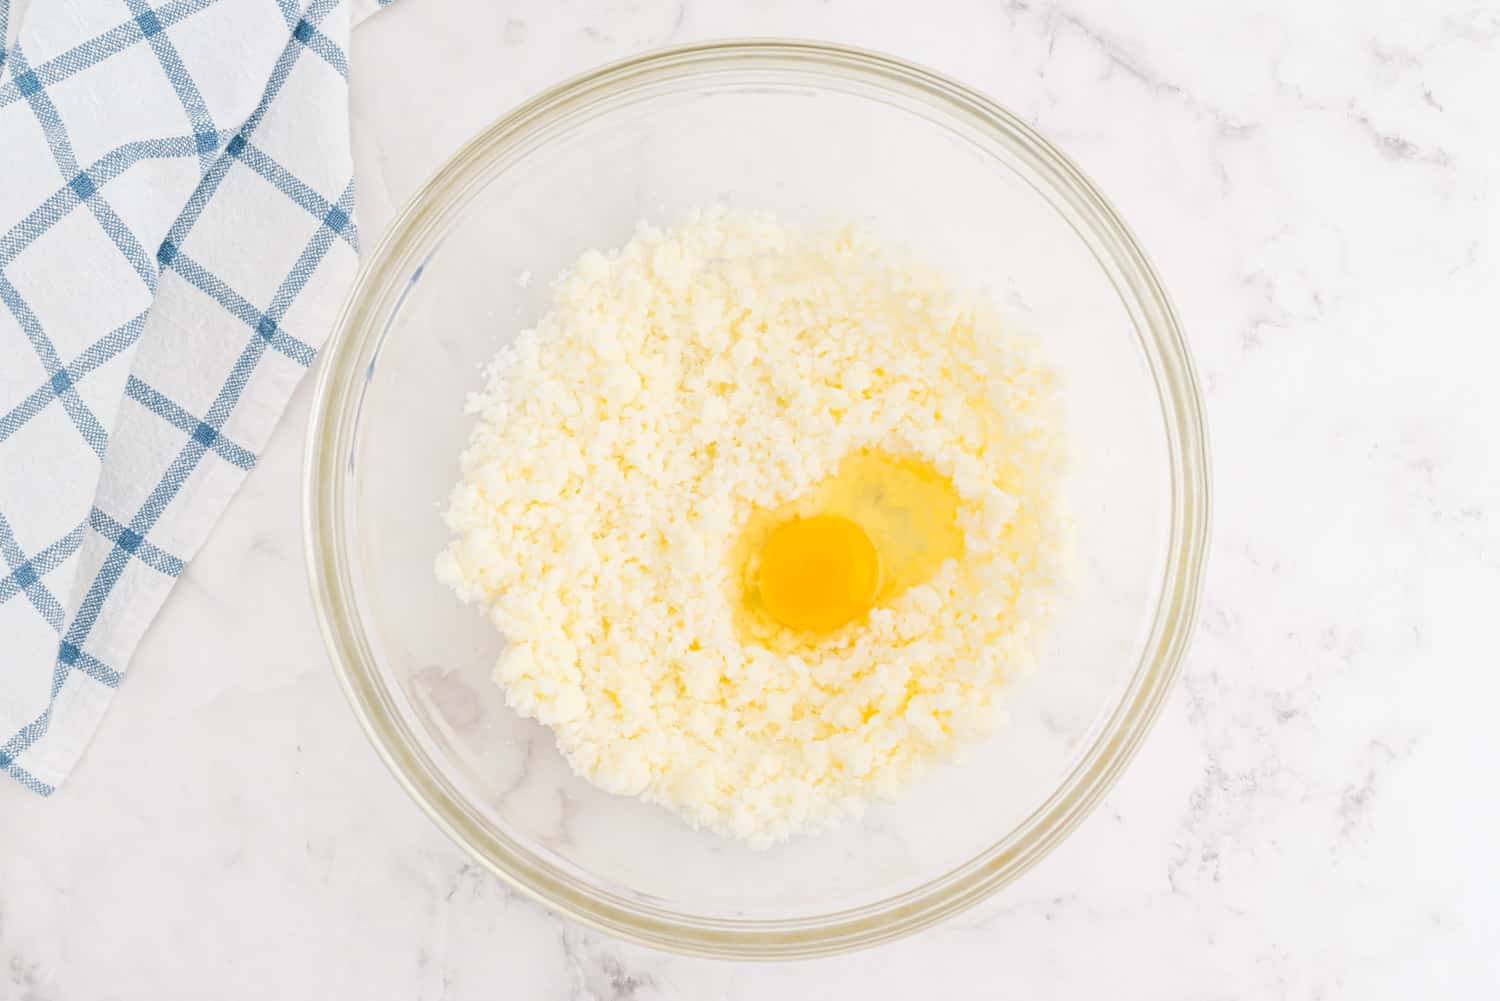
[334,52,1176,932]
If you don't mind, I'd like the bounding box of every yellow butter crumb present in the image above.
[437,207,1067,847]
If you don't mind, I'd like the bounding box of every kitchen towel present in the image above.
[0,0,391,794]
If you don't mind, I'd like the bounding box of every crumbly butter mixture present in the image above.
[437,208,1067,847]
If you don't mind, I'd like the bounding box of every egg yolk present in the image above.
[757,514,880,633]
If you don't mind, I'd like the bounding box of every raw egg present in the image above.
[738,451,965,639]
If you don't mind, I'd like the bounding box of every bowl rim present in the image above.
[302,38,1211,959]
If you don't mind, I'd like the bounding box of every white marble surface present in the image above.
[4,0,1499,997]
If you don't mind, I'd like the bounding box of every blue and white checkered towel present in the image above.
[0,0,392,795]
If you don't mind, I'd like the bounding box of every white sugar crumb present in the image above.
[517,269,531,288]
[438,207,1068,848]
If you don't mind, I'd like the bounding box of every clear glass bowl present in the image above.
[303,40,1209,958]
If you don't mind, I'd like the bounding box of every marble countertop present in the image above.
[4,1,1498,997]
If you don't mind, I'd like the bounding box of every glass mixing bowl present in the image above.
[303,40,1209,958]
